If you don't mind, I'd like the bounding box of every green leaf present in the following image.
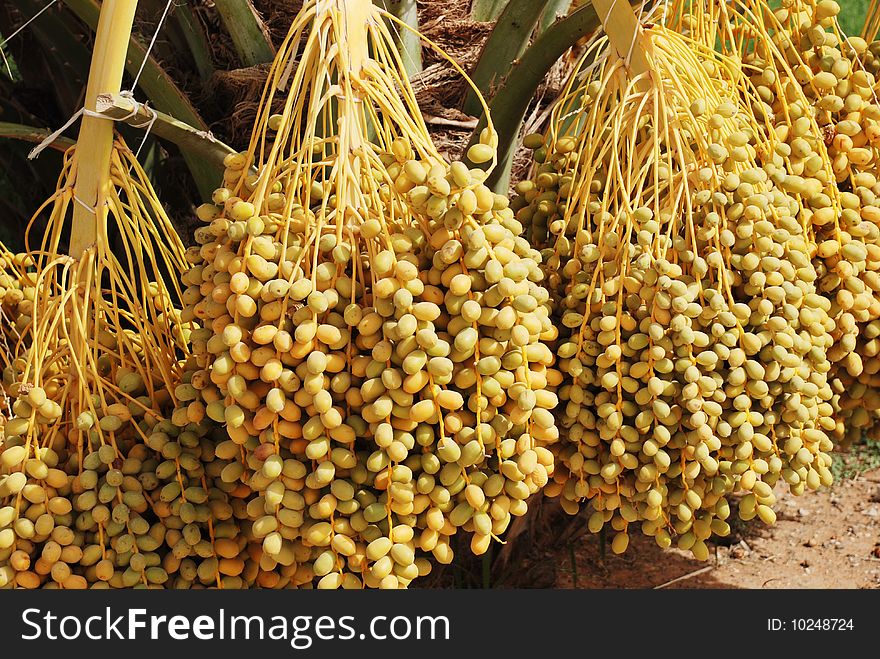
[213,0,275,67]
[0,121,75,151]
[462,0,552,117]
[5,0,91,112]
[466,1,603,192]
[837,0,869,36]
[539,0,573,34]
[174,1,215,83]
[470,0,509,22]
[379,0,422,79]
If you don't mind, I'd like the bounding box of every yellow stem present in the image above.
[593,0,653,85]
[70,0,138,257]
[336,0,373,215]
[339,0,372,77]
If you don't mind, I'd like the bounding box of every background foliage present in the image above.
[0,0,873,251]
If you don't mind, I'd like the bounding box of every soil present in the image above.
[545,469,880,589]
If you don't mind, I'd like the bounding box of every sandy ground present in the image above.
[543,469,880,589]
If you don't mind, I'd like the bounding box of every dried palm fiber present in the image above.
[0,1,197,589]
[182,0,558,588]
[511,0,836,558]
[675,0,880,443]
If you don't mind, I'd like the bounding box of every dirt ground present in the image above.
[546,469,880,589]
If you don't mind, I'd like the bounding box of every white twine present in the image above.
[120,91,159,160]
[27,0,172,198]
[379,2,421,80]
[628,1,649,69]
[130,0,174,91]
[0,0,60,77]
[27,96,152,215]
[0,0,59,48]
[125,0,174,159]
[27,95,149,160]
[4,0,174,220]
[72,193,99,215]
[28,107,104,160]
[601,0,621,30]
